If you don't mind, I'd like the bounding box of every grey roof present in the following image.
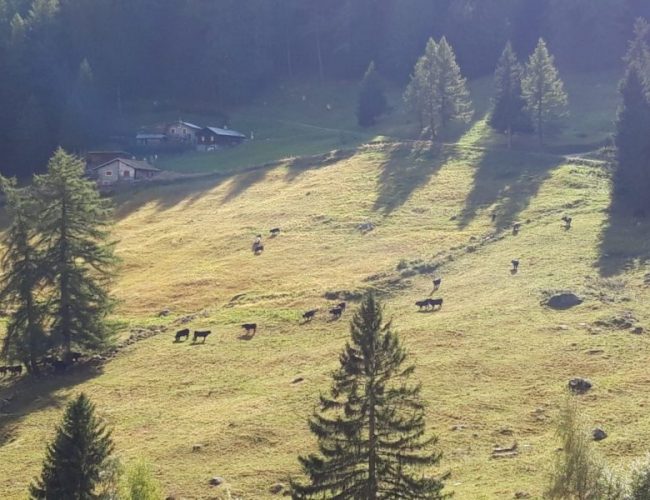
[203,126,246,138]
[136,133,166,140]
[179,121,202,131]
[92,157,161,172]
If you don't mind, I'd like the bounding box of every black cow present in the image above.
[252,242,264,255]
[511,259,520,272]
[242,323,257,335]
[562,216,572,229]
[415,300,430,310]
[8,365,23,376]
[175,328,190,342]
[302,309,318,321]
[270,228,281,237]
[432,278,442,291]
[193,330,211,343]
[337,302,347,313]
[0,366,6,376]
[427,298,443,310]
[70,351,82,363]
[329,307,343,319]
[513,223,521,235]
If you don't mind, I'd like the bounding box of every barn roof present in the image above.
[92,157,161,172]
[203,126,246,138]
[179,121,202,131]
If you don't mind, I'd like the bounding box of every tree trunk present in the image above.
[367,335,378,499]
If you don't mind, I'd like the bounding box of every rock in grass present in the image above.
[209,476,224,486]
[546,293,583,310]
[592,428,607,441]
[270,483,286,494]
[568,378,592,394]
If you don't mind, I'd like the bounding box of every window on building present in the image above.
[105,171,112,176]
[123,170,130,177]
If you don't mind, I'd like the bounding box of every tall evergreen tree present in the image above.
[291,293,448,499]
[625,18,650,74]
[0,178,48,375]
[522,38,569,145]
[614,64,650,212]
[30,393,115,499]
[435,36,473,130]
[489,41,533,147]
[33,149,117,359]
[357,61,388,127]
[404,37,472,139]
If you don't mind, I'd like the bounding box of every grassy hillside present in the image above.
[2,72,650,499]
[152,71,620,175]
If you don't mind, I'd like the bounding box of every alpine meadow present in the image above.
[1,2,650,499]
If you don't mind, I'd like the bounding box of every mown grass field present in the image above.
[2,71,650,499]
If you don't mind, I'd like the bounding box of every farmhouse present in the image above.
[196,126,247,150]
[166,120,202,144]
[136,133,167,146]
[92,157,161,186]
[84,150,133,170]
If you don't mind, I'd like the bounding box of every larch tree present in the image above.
[435,36,473,131]
[33,149,117,360]
[522,38,568,145]
[489,41,533,147]
[404,37,472,139]
[0,178,48,375]
[291,293,449,499]
[30,393,115,499]
[357,61,388,127]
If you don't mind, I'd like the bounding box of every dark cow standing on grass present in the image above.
[175,328,190,342]
[193,330,211,343]
[302,309,318,322]
[432,277,442,292]
[252,235,264,255]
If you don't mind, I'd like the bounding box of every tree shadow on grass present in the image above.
[597,195,650,277]
[220,168,268,204]
[283,148,357,182]
[0,363,103,445]
[458,148,563,229]
[373,141,453,214]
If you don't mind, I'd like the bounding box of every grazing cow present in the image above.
[337,302,347,313]
[0,366,6,376]
[512,223,521,235]
[302,309,318,321]
[329,307,343,319]
[175,328,190,342]
[427,298,443,310]
[491,213,497,222]
[432,278,442,291]
[562,216,572,229]
[242,323,257,335]
[70,351,82,363]
[252,242,264,255]
[511,259,520,272]
[270,228,281,237]
[193,330,211,343]
[8,365,22,376]
[415,299,430,310]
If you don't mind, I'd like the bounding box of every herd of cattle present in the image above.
[0,351,83,377]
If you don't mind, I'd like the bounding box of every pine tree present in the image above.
[489,42,533,147]
[435,37,473,130]
[404,37,472,139]
[357,61,387,127]
[625,18,650,75]
[30,393,115,499]
[291,293,448,499]
[0,178,48,375]
[522,38,568,145]
[614,64,650,212]
[33,149,117,359]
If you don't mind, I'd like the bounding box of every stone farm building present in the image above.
[92,157,161,186]
[165,120,202,144]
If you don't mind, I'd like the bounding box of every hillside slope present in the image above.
[2,119,650,498]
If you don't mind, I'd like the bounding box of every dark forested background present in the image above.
[1,0,649,176]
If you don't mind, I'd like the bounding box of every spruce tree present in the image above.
[357,61,388,127]
[0,178,48,375]
[489,42,533,147]
[404,37,472,139]
[435,37,473,130]
[522,38,568,145]
[291,293,448,499]
[614,64,650,212]
[30,393,115,499]
[33,149,117,359]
